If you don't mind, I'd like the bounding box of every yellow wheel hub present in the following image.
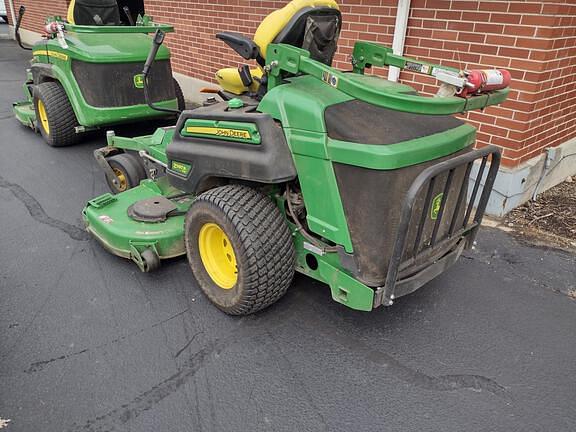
[198,223,238,289]
[112,167,128,192]
[37,99,50,135]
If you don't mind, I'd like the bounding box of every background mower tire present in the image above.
[185,185,295,315]
[33,82,80,147]
[173,78,185,111]
[105,153,147,194]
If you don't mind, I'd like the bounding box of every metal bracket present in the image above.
[335,245,359,276]
[129,241,159,272]
[94,147,122,188]
[138,150,168,168]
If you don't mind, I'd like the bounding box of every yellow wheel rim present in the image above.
[198,223,238,289]
[37,99,50,135]
[112,167,128,192]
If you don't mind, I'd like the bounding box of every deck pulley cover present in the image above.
[127,196,178,223]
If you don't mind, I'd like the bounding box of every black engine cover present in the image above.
[166,102,297,193]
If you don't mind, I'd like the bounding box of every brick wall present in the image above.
[9,0,576,168]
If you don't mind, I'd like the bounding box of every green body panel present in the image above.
[82,178,191,265]
[327,124,476,170]
[63,22,174,35]
[37,32,171,63]
[291,153,354,251]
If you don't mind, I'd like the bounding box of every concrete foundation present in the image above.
[472,137,576,217]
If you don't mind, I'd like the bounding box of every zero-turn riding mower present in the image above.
[12,0,184,147]
[83,0,510,315]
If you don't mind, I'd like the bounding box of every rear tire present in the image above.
[185,185,295,315]
[33,81,80,147]
[173,78,185,111]
[105,153,147,194]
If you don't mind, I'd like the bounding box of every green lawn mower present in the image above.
[83,0,509,315]
[12,0,184,147]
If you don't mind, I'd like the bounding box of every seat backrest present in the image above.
[254,0,341,65]
[67,0,121,25]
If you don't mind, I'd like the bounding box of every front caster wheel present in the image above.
[185,185,295,315]
[141,248,160,272]
[104,153,147,194]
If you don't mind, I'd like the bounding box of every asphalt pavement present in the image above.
[1,39,575,432]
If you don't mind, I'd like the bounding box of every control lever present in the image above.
[122,6,135,26]
[15,6,32,50]
[238,65,253,87]
[143,29,164,78]
[142,30,180,115]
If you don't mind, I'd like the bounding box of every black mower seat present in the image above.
[217,0,341,67]
[67,0,122,26]
[215,0,341,95]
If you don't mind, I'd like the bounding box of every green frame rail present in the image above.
[266,41,509,115]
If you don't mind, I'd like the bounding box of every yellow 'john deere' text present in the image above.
[186,126,251,140]
[32,50,69,61]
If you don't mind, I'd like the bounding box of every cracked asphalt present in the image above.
[1,38,576,432]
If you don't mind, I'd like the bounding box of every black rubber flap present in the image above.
[274,7,341,66]
[73,0,121,25]
[325,100,464,145]
[72,60,174,108]
[334,147,471,287]
[127,196,177,223]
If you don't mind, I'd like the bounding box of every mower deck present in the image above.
[13,100,36,129]
[82,177,192,271]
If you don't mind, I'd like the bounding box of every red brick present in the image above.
[508,2,542,14]
[521,15,557,27]
[478,1,508,12]
[490,13,522,25]
[504,25,536,37]
[474,23,505,34]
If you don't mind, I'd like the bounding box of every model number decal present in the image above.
[405,61,430,74]
[185,126,251,140]
[32,50,69,61]
[171,161,191,175]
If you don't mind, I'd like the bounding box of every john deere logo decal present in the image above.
[431,193,444,220]
[133,74,144,89]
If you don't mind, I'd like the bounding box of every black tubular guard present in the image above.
[373,145,501,308]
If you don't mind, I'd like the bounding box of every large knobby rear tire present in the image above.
[173,78,185,111]
[104,153,147,194]
[33,81,80,147]
[185,185,295,315]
